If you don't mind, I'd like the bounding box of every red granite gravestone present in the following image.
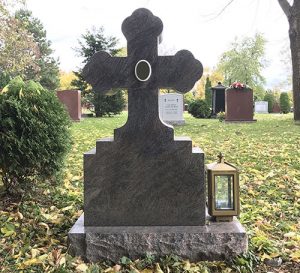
[225,87,256,122]
[272,102,281,113]
[56,90,81,121]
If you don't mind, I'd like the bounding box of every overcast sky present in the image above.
[26,0,291,89]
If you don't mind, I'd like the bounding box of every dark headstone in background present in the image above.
[211,82,226,115]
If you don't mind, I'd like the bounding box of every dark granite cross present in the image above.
[82,8,203,142]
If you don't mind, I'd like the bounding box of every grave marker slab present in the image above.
[255,101,268,114]
[56,90,81,121]
[159,93,185,125]
[225,87,256,122]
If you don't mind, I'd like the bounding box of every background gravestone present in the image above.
[56,90,81,121]
[159,93,185,125]
[255,101,268,114]
[225,87,256,122]
[68,8,247,262]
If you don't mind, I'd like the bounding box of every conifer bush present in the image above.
[279,92,291,114]
[264,92,275,113]
[188,99,211,118]
[0,77,72,196]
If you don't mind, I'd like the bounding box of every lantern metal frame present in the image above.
[206,154,240,222]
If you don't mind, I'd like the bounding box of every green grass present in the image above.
[1,112,300,272]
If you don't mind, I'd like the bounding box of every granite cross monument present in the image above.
[82,8,205,226]
[68,8,247,262]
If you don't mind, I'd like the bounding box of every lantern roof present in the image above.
[206,153,238,171]
[211,82,227,91]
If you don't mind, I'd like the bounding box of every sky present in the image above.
[26,0,291,89]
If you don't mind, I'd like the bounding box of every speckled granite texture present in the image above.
[68,214,248,262]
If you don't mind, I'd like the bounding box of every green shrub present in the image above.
[92,89,125,117]
[264,92,275,113]
[0,77,72,196]
[279,92,291,114]
[188,99,211,118]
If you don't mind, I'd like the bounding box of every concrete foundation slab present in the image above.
[68,214,248,263]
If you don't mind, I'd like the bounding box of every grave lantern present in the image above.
[206,153,240,222]
[211,82,226,116]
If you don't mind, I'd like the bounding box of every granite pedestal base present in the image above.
[68,214,248,263]
[224,119,257,123]
[163,120,185,126]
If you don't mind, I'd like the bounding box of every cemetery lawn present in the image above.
[1,112,300,272]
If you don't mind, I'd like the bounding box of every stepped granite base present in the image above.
[68,214,247,263]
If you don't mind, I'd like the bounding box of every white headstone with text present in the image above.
[159,93,185,125]
[255,101,268,114]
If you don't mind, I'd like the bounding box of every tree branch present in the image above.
[202,0,236,22]
[277,0,292,18]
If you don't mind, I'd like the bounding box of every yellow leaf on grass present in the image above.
[59,256,66,265]
[17,211,24,220]
[140,269,153,273]
[261,253,271,261]
[290,250,300,262]
[19,88,24,98]
[76,263,88,272]
[20,253,48,267]
[129,265,140,273]
[61,205,74,211]
[1,85,9,94]
[182,260,191,270]
[155,263,164,273]
[284,232,296,238]
[31,248,40,259]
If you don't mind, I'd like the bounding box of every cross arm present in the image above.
[157,50,203,93]
[82,51,128,95]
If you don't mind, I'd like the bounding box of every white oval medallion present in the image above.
[135,60,152,82]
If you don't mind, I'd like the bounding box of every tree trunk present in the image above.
[277,0,300,122]
[289,7,300,121]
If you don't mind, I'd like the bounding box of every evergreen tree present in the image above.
[280,92,291,114]
[72,27,125,117]
[15,9,60,90]
[264,92,275,113]
[204,76,212,107]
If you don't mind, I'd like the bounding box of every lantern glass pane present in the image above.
[214,175,234,210]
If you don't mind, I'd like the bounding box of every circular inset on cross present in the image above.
[135,60,152,81]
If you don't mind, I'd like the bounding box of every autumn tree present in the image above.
[217,33,266,100]
[0,2,39,87]
[59,71,76,90]
[191,67,223,101]
[15,9,60,90]
[277,0,300,122]
[72,27,125,117]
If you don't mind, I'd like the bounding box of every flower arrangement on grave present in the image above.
[230,81,247,90]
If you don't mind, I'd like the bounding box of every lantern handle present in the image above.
[217,152,225,164]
